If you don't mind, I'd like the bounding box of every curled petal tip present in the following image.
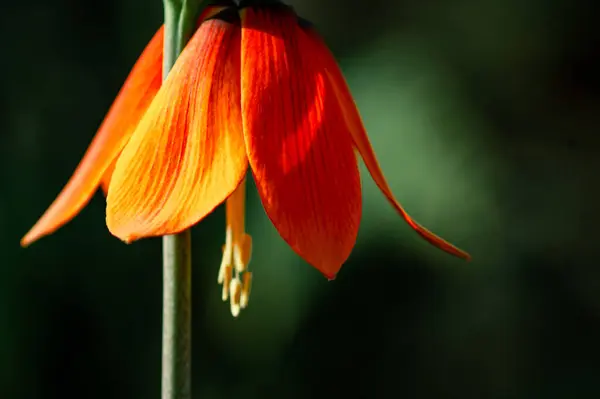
[105,217,138,244]
[401,216,471,261]
[20,235,34,248]
[451,249,471,261]
[309,31,470,262]
[20,216,63,248]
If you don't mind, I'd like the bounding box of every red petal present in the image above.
[304,29,471,260]
[21,27,164,247]
[106,17,247,242]
[241,7,361,278]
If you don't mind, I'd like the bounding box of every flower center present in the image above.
[217,178,253,317]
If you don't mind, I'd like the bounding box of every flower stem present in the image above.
[162,231,192,399]
[161,0,202,398]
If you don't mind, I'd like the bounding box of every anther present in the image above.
[221,265,233,301]
[240,272,252,309]
[217,178,254,317]
[229,277,243,317]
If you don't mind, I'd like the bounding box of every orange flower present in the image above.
[105,1,470,316]
[20,8,221,247]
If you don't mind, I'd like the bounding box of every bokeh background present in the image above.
[1,0,599,397]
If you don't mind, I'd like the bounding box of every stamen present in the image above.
[229,277,242,317]
[221,264,232,301]
[240,272,252,309]
[217,228,233,284]
[218,178,253,317]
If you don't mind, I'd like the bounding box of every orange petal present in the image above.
[106,13,247,242]
[99,159,116,196]
[20,27,164,247]
[304,29,471,261]
[240,7,361,279]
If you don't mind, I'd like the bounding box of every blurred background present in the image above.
[1,0,599,397]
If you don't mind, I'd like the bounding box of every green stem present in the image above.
[161,0,202,398]
[163,0,202,79]
[162,231,192,399]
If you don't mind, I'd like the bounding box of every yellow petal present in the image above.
[106,14,247,242]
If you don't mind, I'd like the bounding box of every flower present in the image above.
[105,0,471,316]
[20,9,219,247]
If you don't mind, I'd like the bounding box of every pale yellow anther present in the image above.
[220,265,232,302]
[217,178,254,317]
[240,272,252,309]
[229,277,242,317]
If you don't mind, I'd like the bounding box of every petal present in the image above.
[100,159,116,196]
[20,26,164,247]
[99,4,229,198]
[304,29,471,260]
[106,13,247,242]
[240,7,361,279]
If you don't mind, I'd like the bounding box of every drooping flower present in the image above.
[20,9,222,247]
[105,0,471,316]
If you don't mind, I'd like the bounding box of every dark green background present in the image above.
[1,0,599,397]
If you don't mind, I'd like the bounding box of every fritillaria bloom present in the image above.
[102,0,470,316]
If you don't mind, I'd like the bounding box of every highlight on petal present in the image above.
[106,12,248,242]
[20,27,164,247]
[241,7,361,279]
[304,29,471,260]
